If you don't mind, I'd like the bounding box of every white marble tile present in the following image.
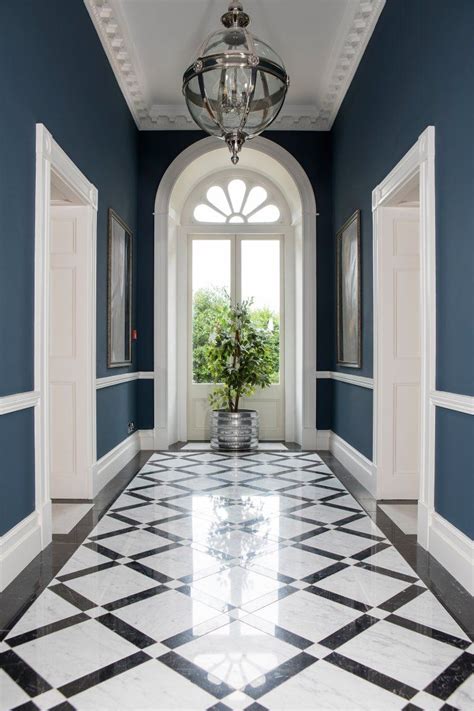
[96,528,171,557]
[113,588,222,641]
[178,619,297,690]
[51,503,93,534]
[252,514,319,540]
[63,563,158,605]
[338,619,463,689]
[202,529,280,560]
[395,588,470,640]
[0,669,31,711]
[32,688,68,710]
[277,469,328,483]
[364,546,417,577]
[315,564,411,607]
[126,483,188,500]
[260,658,405,710]
[303,529,374,557]
[14,619,137,688]
[109,503,182,524]
[5,588,79,639]
[68,658,216,709]
[89,514,132,535]
[379,504,418,534]
[292,503,353,524]
[178,463,228,476]
[193,566,283,607]
[135,545,221,578]
[243,463,288,475]
[446,673,474,710]
[249,546,335,579]
[246,588,361,642]
[341,515,384,537]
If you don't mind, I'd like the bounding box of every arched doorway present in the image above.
[154,136,317,448]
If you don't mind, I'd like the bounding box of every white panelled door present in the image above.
[187,233,284,441]
[49,206,90,498]
[377,207,421,499]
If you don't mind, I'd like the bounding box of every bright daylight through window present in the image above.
[193,178,281,224]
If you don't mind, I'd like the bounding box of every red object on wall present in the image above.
[132,329,138,341]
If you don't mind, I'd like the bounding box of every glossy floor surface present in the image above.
[1,451,473,710]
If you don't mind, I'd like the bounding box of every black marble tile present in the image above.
[59,651,150,698]
[158,650,234,699]
[326,651,417,700]
[243,651,316,699]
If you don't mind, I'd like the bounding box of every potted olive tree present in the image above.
[207,298,275,451]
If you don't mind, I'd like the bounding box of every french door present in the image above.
[187,233,284,441]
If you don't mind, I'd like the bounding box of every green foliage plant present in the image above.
[206,296,276,412]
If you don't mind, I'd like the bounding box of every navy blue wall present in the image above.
[0,1,139,532]
[331,0,474,534]
[136,130,333,431]
[435,408,474,540]
[0,410,35,536]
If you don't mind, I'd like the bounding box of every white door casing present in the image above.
[49,207,91,498]
[35,124,97,548]
[376,207,421,499]
[187,232,286,441]
[372,126,436,550]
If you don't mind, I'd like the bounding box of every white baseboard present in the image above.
[315,429,331,449]
[153,427,169,450]
[429,512,474,595]
[328,431,376,496]
[93,431,141,496]
[0,512,42,591]
[138,429,155,450]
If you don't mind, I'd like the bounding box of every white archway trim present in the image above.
[35,124,98,550]
[154,136,318,448]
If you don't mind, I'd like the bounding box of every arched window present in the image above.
[184,172,289,226]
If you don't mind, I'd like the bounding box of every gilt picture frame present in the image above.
[336,209,361,368]
[107,209,133,368]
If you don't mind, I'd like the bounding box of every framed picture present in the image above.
[336,209,361,368]
[107,209,132,367]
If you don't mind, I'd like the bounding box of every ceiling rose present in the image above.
[182,1,290,163]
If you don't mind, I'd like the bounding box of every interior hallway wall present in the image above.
[331,0,474,536]
[0,0,139,536]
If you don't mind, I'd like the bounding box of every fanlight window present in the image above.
[193,179,281,224]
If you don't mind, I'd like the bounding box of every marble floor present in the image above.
[379,503,418,535]
[51,504,94,535]
[1,451,472,710]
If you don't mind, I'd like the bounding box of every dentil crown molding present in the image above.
[84,0,385,131]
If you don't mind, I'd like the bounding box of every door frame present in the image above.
[34,124,98,548]
[372,126,436,548]
[182,229,289,441]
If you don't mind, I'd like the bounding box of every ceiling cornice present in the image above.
[84,0,385,132]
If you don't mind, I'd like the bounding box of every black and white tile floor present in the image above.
[1,451,473,710]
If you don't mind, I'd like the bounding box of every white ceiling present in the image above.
[85,0,385,130]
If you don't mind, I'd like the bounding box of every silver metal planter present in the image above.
[210,410,259,451]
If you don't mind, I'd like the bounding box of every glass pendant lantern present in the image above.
[182,1,290,164]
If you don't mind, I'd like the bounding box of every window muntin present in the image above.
[193,178,281,224]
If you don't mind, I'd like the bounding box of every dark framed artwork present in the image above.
[336,209,361,368]
[107,209,132,367]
